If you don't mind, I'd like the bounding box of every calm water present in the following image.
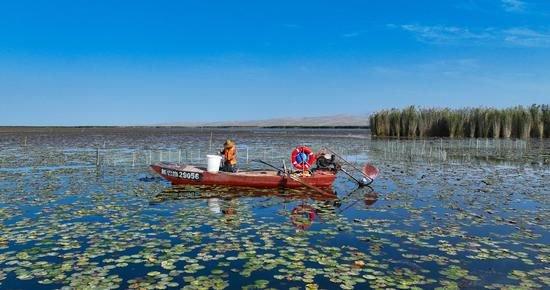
[0,128,548,289]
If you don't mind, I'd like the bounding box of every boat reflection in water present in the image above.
[364,191,379,207]
[150,185,378,230]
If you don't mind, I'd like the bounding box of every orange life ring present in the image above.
[290,146,316,170]
[290,205,316,230]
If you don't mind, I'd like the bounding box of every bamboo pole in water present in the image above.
[96,148,100,167]
[209,132,213,153]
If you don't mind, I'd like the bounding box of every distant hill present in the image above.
[159,114,370,127]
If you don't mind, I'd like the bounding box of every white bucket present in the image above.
[206,154,223,173]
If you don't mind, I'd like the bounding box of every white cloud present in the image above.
[503,27,550,47]
[395,24,550,48]
[501,0,526,12]
[399,24,494,44]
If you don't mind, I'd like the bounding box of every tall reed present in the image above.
[501,109,513,138]
[370,104,549,139]
[389,109,401,138]
[489,109,501,138]
[543,104,550,138]
[530,105,544,138]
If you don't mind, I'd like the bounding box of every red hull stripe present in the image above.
[150,163,335,189]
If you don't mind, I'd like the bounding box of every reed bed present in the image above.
[370,105,550,139]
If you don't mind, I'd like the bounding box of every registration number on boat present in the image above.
[161,169,201,180]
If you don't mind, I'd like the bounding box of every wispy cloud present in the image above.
[398,24,494,44]
[501,0,526,12]
[341,29,371,38]
[342,31,361,38]
[394,24,550,48]
[503,27,550,47]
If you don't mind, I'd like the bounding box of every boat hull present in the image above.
[150,162,336,189]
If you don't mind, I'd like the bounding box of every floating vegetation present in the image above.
[0,128,548,289]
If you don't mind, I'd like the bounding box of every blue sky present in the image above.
[1,0,549,125]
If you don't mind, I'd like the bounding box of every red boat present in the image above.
[149,162,337,189]
[150,146,379,194]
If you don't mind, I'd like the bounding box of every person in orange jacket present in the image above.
[220,139,237,172]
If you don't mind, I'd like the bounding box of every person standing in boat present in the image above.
[219,139,237,172]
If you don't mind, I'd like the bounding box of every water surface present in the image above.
[0,128,548,289]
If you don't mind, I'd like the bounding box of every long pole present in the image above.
[340,168,369,186]
[96,147,100,167]
[252,159,333,197]
[324,147,374,183]
[209,132,213,153]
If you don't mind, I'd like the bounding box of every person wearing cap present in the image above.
[219,139,237,172]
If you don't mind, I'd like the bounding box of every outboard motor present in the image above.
[315,153,340,171]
